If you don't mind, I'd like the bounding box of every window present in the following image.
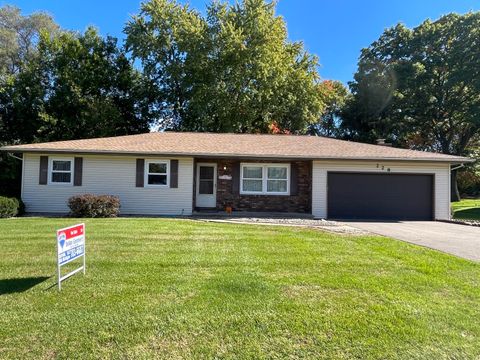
[49,158,73,185]
[198,165,215,194]
[145,160,169,186]
[240,163,289,195]
[267,166,288,193]
[242,165,263,193]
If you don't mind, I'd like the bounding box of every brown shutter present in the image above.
[74,157,83,186]
[39,156,48,185]
[136,159,145,187]
[290,162,298,196]
[231,161,240,194]
[170,159,178,188]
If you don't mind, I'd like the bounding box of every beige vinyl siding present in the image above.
[22,153,194,215]
[312,160,451,220]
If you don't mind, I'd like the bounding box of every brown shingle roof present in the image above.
[0,132,472,163]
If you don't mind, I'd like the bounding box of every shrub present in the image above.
[68,194,120,218]
[17,198,25,216]
[0,196,20,218]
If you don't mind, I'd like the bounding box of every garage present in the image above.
[327,172,434,220]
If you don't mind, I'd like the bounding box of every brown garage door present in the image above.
[327,172,434,220]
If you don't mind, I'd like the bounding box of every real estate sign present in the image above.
[57,223,86,290]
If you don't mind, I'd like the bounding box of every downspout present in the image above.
[450,163,464,203]
[7,152,23,161]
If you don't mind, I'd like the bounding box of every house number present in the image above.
[376,163,391,172]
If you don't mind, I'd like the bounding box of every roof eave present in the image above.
[0,146,473,164]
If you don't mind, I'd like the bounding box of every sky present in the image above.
[4,0,479,84]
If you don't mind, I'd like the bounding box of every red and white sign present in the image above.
[57,223,85,265]
[57,223,86,290]
[57,224,84,242]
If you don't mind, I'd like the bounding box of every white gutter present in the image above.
[7,153,23,161]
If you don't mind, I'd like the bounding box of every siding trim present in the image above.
[21,153,25,201]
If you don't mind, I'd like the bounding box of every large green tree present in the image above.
[0,25,155,196]
[1,27,153,144]
[0,5,59,197]
[125,0,323,133]
[341,13,480,199]
[308,80,348,137]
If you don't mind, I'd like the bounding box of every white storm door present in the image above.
[196,163,217,208]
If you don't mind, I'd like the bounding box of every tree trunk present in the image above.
[451,169,461,202]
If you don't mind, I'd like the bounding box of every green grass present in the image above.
[452,199,480,220]
[1,218,480,359]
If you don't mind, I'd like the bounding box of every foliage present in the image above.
[0,195,19,218]
[0,5,58,80]
[68,194,120,218]
[125,0,323,133]
[0,5,58,198]
[0,22,155,197]
[17,196,25,215]
[458,147,480,197]
[1,218,480,358]
[341,12,480,157]
[308,80,348,137]
[458,170,480,197]
[0,153,21,197]
[2,27,154,144]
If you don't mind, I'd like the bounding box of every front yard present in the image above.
[1,218,479,359]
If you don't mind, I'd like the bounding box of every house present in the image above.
[0,132,472,220]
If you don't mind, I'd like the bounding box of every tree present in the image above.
[308,80,348,137]
[125,0,323,133]
[0,26,155,196]
[341,13,480,199]
[0,5,59,197]
[0,5,58,80]
[3,27,154,143]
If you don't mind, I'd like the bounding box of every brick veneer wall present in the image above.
[194,159,312,213]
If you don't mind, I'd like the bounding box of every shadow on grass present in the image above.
[0,276,50,295]
[454,208,480,221]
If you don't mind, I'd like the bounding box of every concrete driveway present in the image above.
[343,221,480,262]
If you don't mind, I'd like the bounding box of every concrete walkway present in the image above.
[344,221,480,262]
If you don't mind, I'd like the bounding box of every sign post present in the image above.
[56,223,86,291]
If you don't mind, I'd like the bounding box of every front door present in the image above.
[196,163,217,208]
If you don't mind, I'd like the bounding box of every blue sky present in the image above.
[4,0,479,84]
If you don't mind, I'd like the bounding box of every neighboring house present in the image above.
[0,132,472,220]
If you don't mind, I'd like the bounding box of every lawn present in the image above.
[1,218,480,359]
[452,198,480,220]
